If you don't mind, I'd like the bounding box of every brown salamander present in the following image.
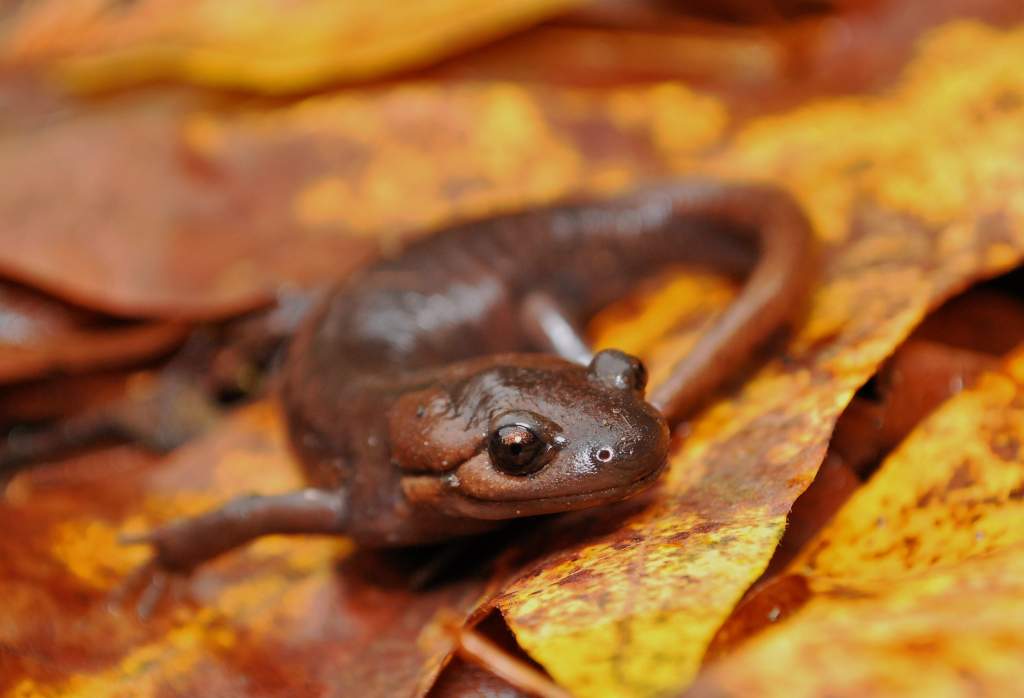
[130,180,814,573]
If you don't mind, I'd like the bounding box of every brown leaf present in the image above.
[0,281,188,384]
[0,370,135,425]
[485,21,1024,697]
[427,0,1024,107]
[689,346,1024,696]
[0,402,494,697]
[0,80,724,318]
[3,14,1024,698]
[0,84,380,318]
[2,0,580,93]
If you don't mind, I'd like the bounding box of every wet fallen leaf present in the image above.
[0,84,382,319]
[689,346,1024,696]
[0,79,724,317]
[2,10,1024,698]
[0,401,495,697]
[430,22,788,94]
[0,281,188,384]
[428,0,1023,113]
[694,547,1024,697]
[483,21,1024,697]
[2,0,580,93]
[0,370,135,426]
[0,318,186,383]
[7,6,1021,322]
[797,353,1024,586]
[706,281,1024,658]
[2,265,748,696]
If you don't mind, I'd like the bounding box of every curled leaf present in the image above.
[489,21,1024,697]
[691,346,1024,696]
[0,282,188,384]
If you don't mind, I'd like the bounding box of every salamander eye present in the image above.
[489,424,550,475]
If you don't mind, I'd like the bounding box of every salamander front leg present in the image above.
[519,292,593,365]
[117,488,347,615]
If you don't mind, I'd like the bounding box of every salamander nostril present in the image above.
[596,447,614,463]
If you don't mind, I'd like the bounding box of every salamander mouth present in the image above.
[450,459,666,519]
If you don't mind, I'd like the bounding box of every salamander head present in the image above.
[393,349,670,520]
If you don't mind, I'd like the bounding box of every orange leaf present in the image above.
[0,282,187,384]
[0,81,724,317]
[691,347,1024,696]
[2,0,581,93]
[488,21,1024,697]
[4,16,1024,698]
[0,402,495,697]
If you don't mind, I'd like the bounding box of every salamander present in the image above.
[129,179,815,573]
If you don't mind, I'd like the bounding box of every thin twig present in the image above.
[444,617,572,698]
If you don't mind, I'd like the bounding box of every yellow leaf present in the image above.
[494,22,1024,697]
[692,346,1024,697]
[2,0,582,93]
